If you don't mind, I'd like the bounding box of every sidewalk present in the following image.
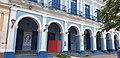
[80,54,117,58]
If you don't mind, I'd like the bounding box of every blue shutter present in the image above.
[52,0,60,10]
[88,6,90,19]
[29,0,37,3]
[97,10,100,22]
[85,4,90,19]
[71,2,77,15]
[16,29,24,50]
[31,31,38,50]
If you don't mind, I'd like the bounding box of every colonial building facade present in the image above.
[0,0,120,58]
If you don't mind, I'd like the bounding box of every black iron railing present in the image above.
[68,8,83,16]
[18,0,102,23]
[48,1,66,12]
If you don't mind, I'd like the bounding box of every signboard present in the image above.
[22,31,32,51]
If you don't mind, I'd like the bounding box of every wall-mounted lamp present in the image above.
[11,19,16,28]
[65,32,69,34]
[82,34,84,36]
[29,5,33,10]
[44,24,48,31]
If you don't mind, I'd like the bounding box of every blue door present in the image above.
[68,32,71,50]
[71,2,77,15]
[52,0,60,10]
[86,35,90,50]
[85,4,90,19]
[16,29,24,50]
[31,31,38,50]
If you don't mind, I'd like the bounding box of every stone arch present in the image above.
[84,28,93,50]
[47,20,64,33]
[15,16,41,54]
[83,27,93,37]
[96,31,102,50]
[15,14,41,31]
[47,21,64,52]
[114,34,119,50]
[68,24,81,35]
[106,33,112,52]
[68,25,80,51]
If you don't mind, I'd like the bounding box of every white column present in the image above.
[118,39,120,48]
[80,0,83,16]
[80,0,83,12]
[78,25,85,54]
[65,0,69,12]
[92,28,97,51]
[77,35,81,51]
[82,0,85,15]
[80,25,84,51]
[61,0,65,10]
[77,0,80,15]
[101,32,107,51]
[6,9,17,52]
[40,16,47,51]
[37,30,42,52]
[118,33,120,47]
[111,34,115,50]
[63,21,68,51]
[60,32,65,52]
[92,36,97,51]
[44,0,48,3]
[68,0,71,13]
[91,1,94,16]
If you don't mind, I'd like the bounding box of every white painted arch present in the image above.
[14,14,42,31]
[114,33,119,40]
[83,27,94,37]
[67,24,81,35]
[106,32,112,39]
[95,30,103,38]
[13,14,42,52]
[47,20,65,33]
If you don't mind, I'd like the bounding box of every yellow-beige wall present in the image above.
[0,4,10,53]
[0,13,4,32]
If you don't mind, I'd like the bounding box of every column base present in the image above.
[0,53,4,58]
[109,49,116,54]
[91,50,98,54]
[62,51,68,53]
[38,51,47,58]
[4,52,15,58]
[102,50,109,54]
[77,50,85,55]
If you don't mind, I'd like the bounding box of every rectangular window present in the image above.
[85,4,90,19]
[71,1,77,15]
[52,0,60,10]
